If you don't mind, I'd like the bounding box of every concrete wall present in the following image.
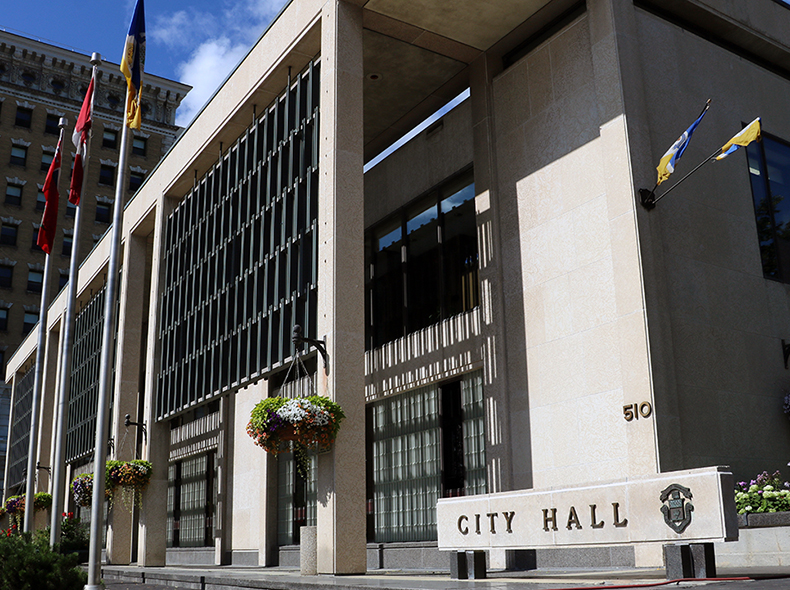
[632,7,790,480]
[489,8,657,488]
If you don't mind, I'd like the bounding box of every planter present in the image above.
[247,396,345,456]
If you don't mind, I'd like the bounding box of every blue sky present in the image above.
[1,0,289,126]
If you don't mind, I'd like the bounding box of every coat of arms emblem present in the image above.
[660,483,694,533]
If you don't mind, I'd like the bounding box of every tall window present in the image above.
[102,130,118,150]
[129,171,145,192]
[27,270,43,292]
[366,169,479,349]
[36,191,46,212]
[10,146,27,167]
[95,203,112,223]
[44,114,60,135]
[22,311,38,335]
[0,265,13,288]
[5,184,22,206]
[747,133,790,281]
[0,224,17,246]
[366,371,486,542]
[167,452,217,547]
[62,236,73,257]
[132,137,147,157]
[41,152,54,172]
[0,308,7,331]
[99,164,115,186]
[15,107,32,128]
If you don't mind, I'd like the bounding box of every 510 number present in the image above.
[623,402,652,421]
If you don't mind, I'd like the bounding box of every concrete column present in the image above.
[137,195,174,567]
[315,0,366,575]
[106,233,148,564]
[469,53,520,494]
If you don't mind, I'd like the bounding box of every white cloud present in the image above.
[157,0,289,127]
[175,37,249,126]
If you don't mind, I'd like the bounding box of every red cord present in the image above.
[536,577,752,590]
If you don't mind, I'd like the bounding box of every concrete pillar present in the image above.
[137,195,174,566]
[315,0,366,575]
[106,233,148,564]
[469,53,520,493]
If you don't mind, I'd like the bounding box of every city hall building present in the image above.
[3,0,790,574]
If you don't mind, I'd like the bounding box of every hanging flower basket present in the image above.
[4,496,24,515]
[71,473,96,507]
[33,492,52,511]
[247,395,345,455]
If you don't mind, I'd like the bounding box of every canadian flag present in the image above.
[69,76,94,205]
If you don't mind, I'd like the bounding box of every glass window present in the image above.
[31,231,43,251]
[747,134,790,281]
[65,201,76,218]
[99,164,115,186]
[27,270,43,292]
[5,184,22,206]
[41,152,54,172]
[96,203,112,224]
[15,107,32,128]
[58,272,68,291]
[10,146,27,166]
[103,130,118,150]
[0,224,17,246]
[366,169,478,349]
[0,265,12,288]
[62,236,73,257]
[0,308,7,331]
[23,312,38,335]
[44,114,60,135]
[129,172,145,191]
[36,191,46,212]
[133,137,147,157]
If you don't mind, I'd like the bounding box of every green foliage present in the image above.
[59,513,90,553]
[735,471,790,514]
[0,532,87,590]
[33,492,52,511]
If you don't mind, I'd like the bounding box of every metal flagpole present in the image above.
[49,53,101,546]
[22,119,66,533]
[86,70,133,590]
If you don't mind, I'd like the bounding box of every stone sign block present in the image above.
[437,466,738,551]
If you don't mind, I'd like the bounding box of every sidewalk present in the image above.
[99,564,790,590]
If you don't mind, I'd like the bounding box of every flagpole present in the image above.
[86,69,134,590]
[651,148,720,205]
[22,120,66,532]
[49,53,101,547]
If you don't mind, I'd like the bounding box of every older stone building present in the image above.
[0,30,189,496]
[3,0,790,574]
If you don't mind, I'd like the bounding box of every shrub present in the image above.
[0,531,87,590]
[735,470,790,514]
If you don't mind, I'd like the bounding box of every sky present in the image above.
[1,0,290,127]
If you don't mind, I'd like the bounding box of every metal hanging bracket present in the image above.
[124,414,148,443]
[292,324,329,370]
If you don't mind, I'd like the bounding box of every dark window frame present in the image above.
[15,107,32,128]
[5,184,22,206]
[10,146,27,167]
[0,224,18,246]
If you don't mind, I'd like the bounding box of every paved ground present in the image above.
[98,565,790,590]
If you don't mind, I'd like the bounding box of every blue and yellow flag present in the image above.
[120,0,146,129]
[656,100,710,186]
[715,117,761,160]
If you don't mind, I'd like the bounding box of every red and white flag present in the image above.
[69,76,95,205]
[38,137,63,254]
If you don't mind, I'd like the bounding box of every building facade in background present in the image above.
[0,30,189,496]
[2,0,790,573]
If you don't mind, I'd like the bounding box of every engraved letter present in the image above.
[566,506,582,530]
[543,508,558,532]
[613,502,628,528]
[475,513,481,535]
[487,513,498,534]
[503,511,515,534]
[589,504,604,529]
[458,515,469,535]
